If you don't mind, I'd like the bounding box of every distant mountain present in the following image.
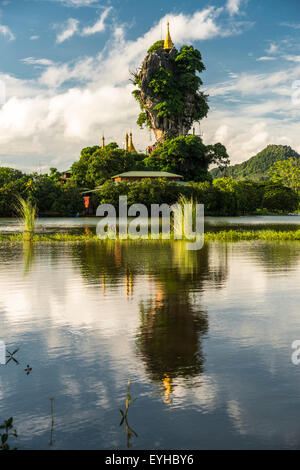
[210,145,300,181]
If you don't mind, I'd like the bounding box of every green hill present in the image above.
[210,145,300,181]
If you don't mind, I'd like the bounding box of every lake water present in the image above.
[1,218,300,449]
[1,215,300,235]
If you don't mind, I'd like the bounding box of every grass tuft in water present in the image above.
[1,230,300,243]
[15,198,36,241]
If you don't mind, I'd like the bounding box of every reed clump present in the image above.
[15,198,36,241]
[0,230,300,244]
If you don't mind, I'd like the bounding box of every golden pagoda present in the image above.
[128,132,138,154]
[164,22,174,50]
[125,132,129,152]
[101,135,105,149]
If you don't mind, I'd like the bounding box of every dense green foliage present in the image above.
[71,136,228,186]
[144,135,229,182]
[71,144,147,188]
[133,44,209,128]
[147,40,164,54]
[268,158,300,192]
[1,145,298,218]
[93,177,298,215]
[0,168,84,217]
[94,179,183,209]
[211,145,300,181]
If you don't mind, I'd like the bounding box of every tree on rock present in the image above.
[132,33,209,142]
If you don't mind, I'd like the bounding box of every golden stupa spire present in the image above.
[164,22,174,50]
[101,135,105,149]
[129,132,137,154]
[125,132,129,152]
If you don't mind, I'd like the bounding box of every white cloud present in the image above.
[56,18,79,43]
[30,35,40,41]
[81,7,112,36]
[21,57,54,67]
[280,22,300,30]
[257,56,276,61]
[0,24,15,41]
[226,0,242,16]
[283,55,300,63]
[266,43,278,54]
[54,0,98,6]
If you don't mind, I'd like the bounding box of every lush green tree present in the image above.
[133,44,209,131]
[0,179,29,217]
[51,182,84,216]
[49,168,62,182]
[187,181,222,214]
[86,149,144,187]
[261,182,299,213]
[28,174,60,213]
[268,159,300,193]
[72,144,147,188]
[0,167,24,186]
[71,146,101,187]
[94,179,188,211]
[144,135,229,182]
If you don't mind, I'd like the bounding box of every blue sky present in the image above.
[0,0,300,171]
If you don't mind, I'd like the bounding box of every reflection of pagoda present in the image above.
[137,282,209,383]
[126,271,134,298]
[72,241,229,407]
[162,374,173,406]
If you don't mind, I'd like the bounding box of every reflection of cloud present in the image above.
[171,375,219,413]
[227,399,248,435]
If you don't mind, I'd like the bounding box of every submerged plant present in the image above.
[49,397,55,446]
[15,197,36,241]
[5,348,19,366]
[0,418,18,450]
[120,380,138,449]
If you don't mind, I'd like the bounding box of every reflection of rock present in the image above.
[137,290,208,383]
[72,242,229,395]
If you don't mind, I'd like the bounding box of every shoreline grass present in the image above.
[1,229,300,244]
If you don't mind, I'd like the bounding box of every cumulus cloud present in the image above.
[56,18,79,43]
[21,57,54,67]
[0,7,295,172]
[0,24,15,41]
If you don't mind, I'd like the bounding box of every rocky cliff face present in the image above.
[137,47,198,143]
